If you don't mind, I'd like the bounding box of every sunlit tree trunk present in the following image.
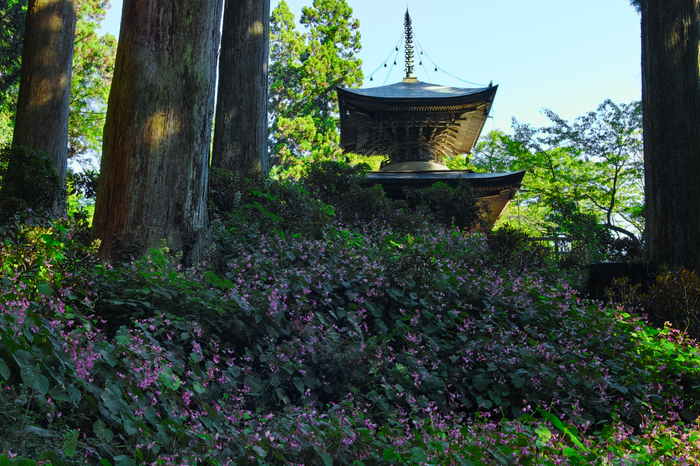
[212,0,270,175]
[93,0,223,264]
[11,0,78,215]
[641,0,700,271]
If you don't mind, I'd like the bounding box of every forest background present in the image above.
[0,0,647,245]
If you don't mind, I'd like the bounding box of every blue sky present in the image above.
[99,0,641,134]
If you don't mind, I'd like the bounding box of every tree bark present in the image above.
[212,0,270,175]
[641,0,700,272]
[92,0,223,265]
[11,0,77,215]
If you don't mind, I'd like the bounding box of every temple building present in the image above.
[335,10,524,230]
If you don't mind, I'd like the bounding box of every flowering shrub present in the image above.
[0,175,699,464]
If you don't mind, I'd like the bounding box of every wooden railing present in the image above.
[528,236,593,264]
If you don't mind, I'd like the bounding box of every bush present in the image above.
[641,267,700,340]
[486,224,548,270]
[67,169,98,199]
[403,179,487,231]
[210,168,335,241]
[0,146,62,219]
[3,218,699,464]
[607,266,700,341]
[300,160,489,233]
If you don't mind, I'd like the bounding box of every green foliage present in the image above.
[65,169,98,231]
[511,99,644,242]
[268,0,363,165]
[298,160,437,231]
[0,145,62,218]
[0,0,116,162]
[0,90,15,147]
[210,167,336,243]
[464,129,519,173]
[468,101,644,256]
[0,0,25,146]
[485,224,548,270]
[1,179,699,464]
[0,0,26,104]
[403,179,487,231]
[69,0,116,162]
[67,169,98,200]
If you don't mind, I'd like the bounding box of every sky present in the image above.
[99,0,642,134]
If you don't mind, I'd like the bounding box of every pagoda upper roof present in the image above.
[337,81,497,112]
[339,80,494,101]
[337,80,498,156]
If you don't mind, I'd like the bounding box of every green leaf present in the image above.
[193,382,206,395]
[114,456,135,466]
[62,429,79,458]
[13,349,33,368]
[303,376,321,389]
[319,452,334,466]
[158,370,181,391]
[94,419,114,442]
[33,374,50,396]
[37,283,53,297]
[245,374,263,394]
[0,357,11,380]
[252,446,267,458]
[293,377,305,394]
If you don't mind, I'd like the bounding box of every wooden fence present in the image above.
[528,236,593,264]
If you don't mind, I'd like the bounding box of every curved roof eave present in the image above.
[337,81,497,109]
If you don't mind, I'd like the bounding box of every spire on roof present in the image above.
[403,9,416,82]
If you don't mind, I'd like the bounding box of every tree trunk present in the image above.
[11,0,77,215]
[641,0,700,272]
[92,0,223,265]
[212,0,270,175]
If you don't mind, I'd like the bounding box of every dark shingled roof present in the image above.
[363,170,525,193]
[339,81,492,100]
[337,81,498,156]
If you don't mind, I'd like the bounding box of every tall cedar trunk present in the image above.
[92,0,223,265]
[11,0,77,215]
[641,0,700,272]
[212,0,270,175]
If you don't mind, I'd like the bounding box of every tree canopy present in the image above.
[68,0,116,162]
[0,0,115,165]
[268,0,362,167]
[456,100,643,257]
[0,0,26,104]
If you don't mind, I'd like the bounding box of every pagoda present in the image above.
[336,10,525,229]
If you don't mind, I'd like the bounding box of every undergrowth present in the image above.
[0,164,698,465]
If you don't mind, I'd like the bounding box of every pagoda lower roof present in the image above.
[363,170,525,194]
[362,169,526,230]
